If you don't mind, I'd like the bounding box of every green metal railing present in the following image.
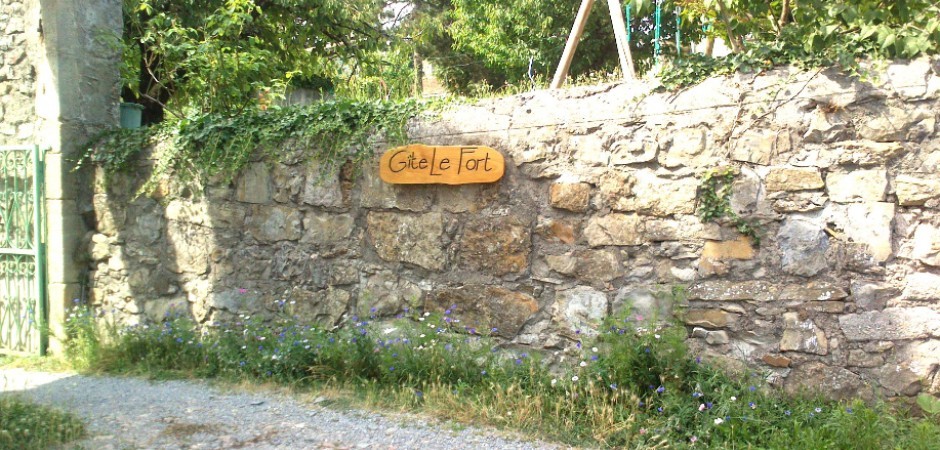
[0,145,46,356]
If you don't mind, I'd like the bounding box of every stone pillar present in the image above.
[33,0,123,351]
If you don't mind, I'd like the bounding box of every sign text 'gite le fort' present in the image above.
[379,144,505,185]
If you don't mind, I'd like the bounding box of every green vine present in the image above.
[81,99,425,194]
[698,167,761,246]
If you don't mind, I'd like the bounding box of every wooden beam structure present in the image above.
[551,0,637,89]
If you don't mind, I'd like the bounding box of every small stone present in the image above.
[762,354,792,368]
[732,130,783,165]
[765,167,825,192]
[705,330,730,345]
[550,182,592,212]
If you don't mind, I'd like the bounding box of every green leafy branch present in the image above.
[82,99,425,195]
[698,166,761,245]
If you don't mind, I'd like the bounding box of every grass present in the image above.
[0,395,85,449]
[37,300,940,448]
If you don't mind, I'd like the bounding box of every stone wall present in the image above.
[0,0,39,145]
[85,59,940,400]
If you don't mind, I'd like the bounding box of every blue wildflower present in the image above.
[656,386,665,394]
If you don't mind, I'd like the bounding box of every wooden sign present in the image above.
[379,144,505,185]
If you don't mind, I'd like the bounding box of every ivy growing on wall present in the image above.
[82,99,425,194]
[697,166,761,245]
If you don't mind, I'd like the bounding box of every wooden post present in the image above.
[606,0,635,80]
[551,0,596,89]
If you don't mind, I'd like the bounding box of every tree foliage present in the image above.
[121,0,391,122]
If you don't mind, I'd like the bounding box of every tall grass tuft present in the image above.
[0,396,85,449]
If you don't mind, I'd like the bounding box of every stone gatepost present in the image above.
[1,0,122,352]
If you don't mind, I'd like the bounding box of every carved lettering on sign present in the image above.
[379,144,505,185]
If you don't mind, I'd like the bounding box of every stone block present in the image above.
[553,286,609,336]
[367,212,444,271]
[780,312,828,355]
[785,362,867,400]
[826,202,895,262]
[847,349,884,368]
[732,130,785,165]
[584,213,643,247]
[778,282,848,301]
[612,286,672,319]
[765,167,824,192]
[246,205,303,243]
[458,215,530,275]
[164,221,211,275]
[687,280,776,302]
[692,327,730,345]
[601,170,698,216]
[778,216,829,277]
[902,224,940,267]
[235,162,272,204]
[303,163,345,207]
[645,216,720,242]
[301,213,356,245]
[903,273,940,301]
[851,281,897,311]
[701,237,755,260]
[610,131,658,165]
[768,191,827,213]
[762,354,792,368]
[826,170,887,203]
[545,249,622,283]
[684,309,736,328]
[359,271,423,316]
[550,182,592,212]
[896,174,940,206]
[288,287,351,326]
[839,307,940,341]
[832,140,906,167]
[856,106,931,142]
[429,285,538,338]
[534,217,579,244]
[144,297,189,322]
[660,127,717,168]
[359,165,431,211]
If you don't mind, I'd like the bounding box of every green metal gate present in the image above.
[0,145,46,356]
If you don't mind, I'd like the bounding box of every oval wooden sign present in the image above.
[379,144,505,185]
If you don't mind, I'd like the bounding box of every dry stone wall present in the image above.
[0,0,38,145]
[85,59,940,401]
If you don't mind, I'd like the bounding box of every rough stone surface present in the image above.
[826,170,887,203]
[765,168,825,192]
[584,214,643,247]
[601,170,698,215]
[839,307,940,341]
[896,174,940,206]
[778,217,829,277]
[545,249,622,283]
[367,212,445,271]
[553,286,609,336]
[301,213,356,244]
[458,215,531,275]
[550,182,592,212]
[359,272,423,316]
[780,312,829,355]
[287,287,351,325]
[827,202,895,262]
[429,285,538,338]
[246,205,303,243]
[684,309,737,328]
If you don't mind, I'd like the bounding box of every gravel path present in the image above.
[0,369,564,450]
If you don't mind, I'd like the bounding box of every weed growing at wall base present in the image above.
[0,396,86,449]
[64,301,940,449]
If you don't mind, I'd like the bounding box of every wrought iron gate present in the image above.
[0,145,46,356]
